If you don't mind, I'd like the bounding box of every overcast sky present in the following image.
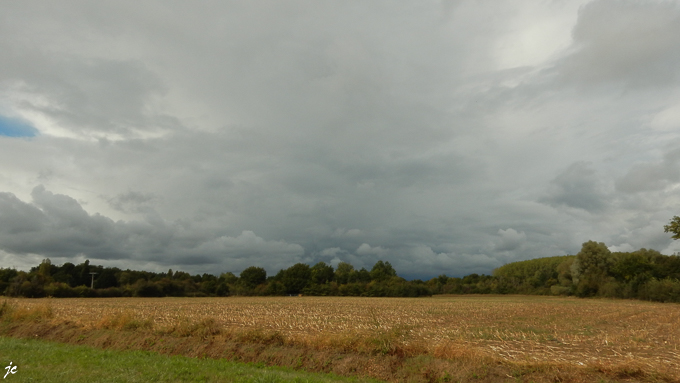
[1,0,679,279]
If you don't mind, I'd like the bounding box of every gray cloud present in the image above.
[0,186,305,274]
[107,191,157,213]
[616,148,680,193]
[0,1,678,278]
[540,162,608,212]
[559,0,680,88]
[494,228,527,252]
[0,186,127,259]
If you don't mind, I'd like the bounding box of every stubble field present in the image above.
[4,295,680,382]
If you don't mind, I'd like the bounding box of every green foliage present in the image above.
[334,262,354,284]
[639,278,680,302]
[664,216,680,240]
[488,241,680,303]
[369,261,396,282]
[352,268,372,283]
[610,251,653,282]
[45,282,79,298]
[133,279,164,297]
[37,258,52,278]
[311,262,334,284]
[7,271,47,297]
[0,267,18,295]
[215,282,230,296]
[572,241,613,297]
[219,272,238,285]
[264,281,286,296]
[95,268,118,289]
[240,266,267,288]
[280,263,312,294]
[494,256,572,294]
[576,241,612,275]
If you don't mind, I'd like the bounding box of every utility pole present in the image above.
[89,272,98,289]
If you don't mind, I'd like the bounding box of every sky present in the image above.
[1,0,680,279]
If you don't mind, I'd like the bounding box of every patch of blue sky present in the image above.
[0,115,38,137]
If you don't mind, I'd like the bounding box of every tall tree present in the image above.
[239,266,267,288]
[370,260,396,281]
[334,262,354,284]
[281,263,311,294]
[574,241,612,297]
[664,216,680,240]
[311,262,334,284]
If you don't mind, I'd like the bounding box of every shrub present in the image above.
[639,278,680,303]
[73,285,97,298]
[132,280,163,297]
[96,287,124,298]
[45,282,78,298]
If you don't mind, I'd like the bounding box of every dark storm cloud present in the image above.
[0,1,679,276]
[0,187,305,273]
[0,186,127,258]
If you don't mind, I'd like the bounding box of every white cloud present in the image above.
[356,243,389,257]
[494,228,527,252]
[608,243,634,253]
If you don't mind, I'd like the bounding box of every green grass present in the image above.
[0,337,382,383]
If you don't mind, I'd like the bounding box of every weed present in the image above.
[0,301,54,322]
[0,300,13,319]
[235,329,286,345]
[98,311,153,331]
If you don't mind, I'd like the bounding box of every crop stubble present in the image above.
[9,295,680,377]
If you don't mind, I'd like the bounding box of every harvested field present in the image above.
[4,295,680,381]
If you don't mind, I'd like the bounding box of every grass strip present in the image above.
[0,336,382,383]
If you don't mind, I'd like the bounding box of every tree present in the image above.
[215,282,230,296]
[664,216,680,240]
[281,263,311,294]
[576,241,612,275]
[370,260,396,282]
[574,240,612,297]
[311,262,334,284]
[334,262,354,284]
[219,272,238,285]
[95,268,119,289]
[353,268,372,283]
[37,259,53,282]
[239,266,267,288]
[77,260,91,287]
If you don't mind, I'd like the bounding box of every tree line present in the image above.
[1,245,679,302]
[427,217,680,301]
[0,259,432,298]
[423,242,680,302]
